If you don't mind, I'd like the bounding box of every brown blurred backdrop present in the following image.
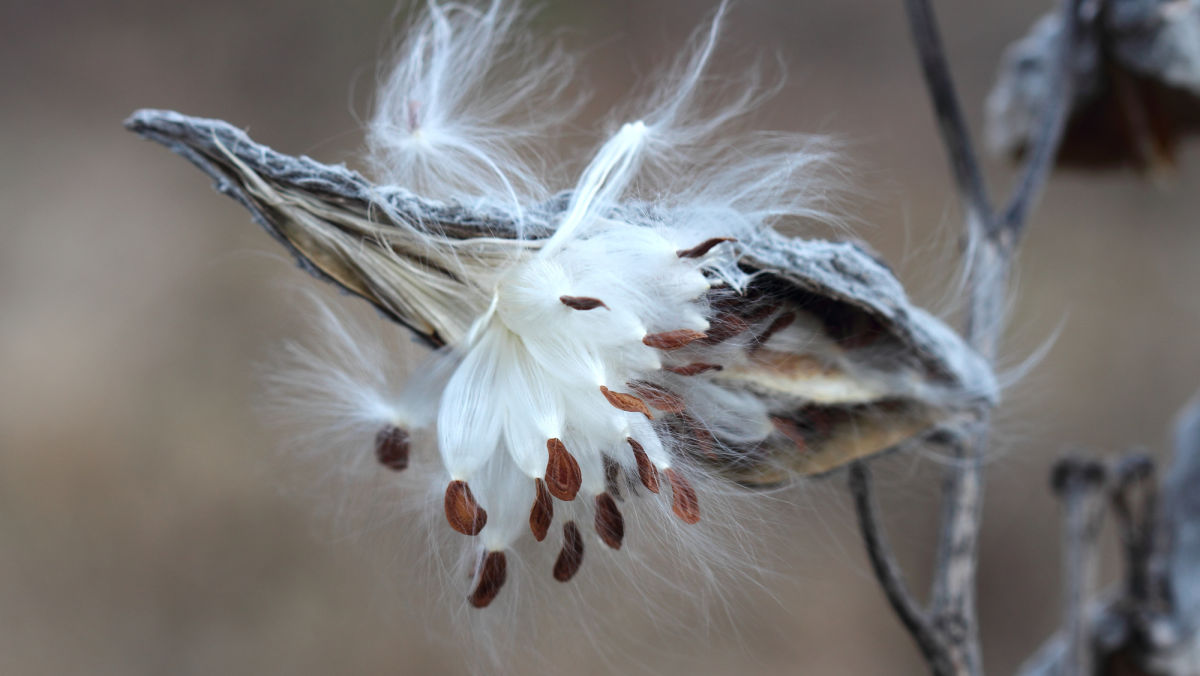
[3,1,1199,674]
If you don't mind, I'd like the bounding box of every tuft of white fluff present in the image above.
[367,0,580,216]
[279,0,853,657]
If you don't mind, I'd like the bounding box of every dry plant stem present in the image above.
[1051,459,1110,676]
[849,463,956,674]
[849,0,1083,673]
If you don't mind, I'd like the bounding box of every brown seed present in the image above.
[600,385,653,419]
[602,456,623,500]
[642,329,706,350]
[626,437,660,493]
[545,439,582,501]
[529,478,554,541]
[664,362,723,376]
[677,411,717,461]
[740,300,783,323]
[771,416,810,452]
[676,237,736,259]
[553,521,585,582]
[444,480,488,535]
[374,425,410,471]
[560,295,609,311]
[751,311,797,352]
[664,468,701,524]
[627,381,686,414]
[468,551,507,608]
[698,314,750,345]
[594,493,625,550]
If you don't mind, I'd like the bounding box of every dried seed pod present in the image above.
[986,4,1200,174]
[553,521,585,582]
[374,425,410,471]
[529,478,554,541]
[545,439,581,501]
[126,110,997,489]
[468,551,507,608]
[445,480,488,536]
[593,493,625,550]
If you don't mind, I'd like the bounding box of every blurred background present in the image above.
[3,0,1199,674]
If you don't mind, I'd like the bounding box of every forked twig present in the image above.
[849,463,955,674]
[850,0,1086,673]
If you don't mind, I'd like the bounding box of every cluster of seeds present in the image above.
[370,232,809,608]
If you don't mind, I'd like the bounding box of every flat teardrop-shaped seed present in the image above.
[751,311,797,351]
[600,386,653,419]
[553,521,585,582]
[771,416,810,452]
[468,551,507,608]
[626,437,660,493]
[643,329,706,350]
[677,411,717,461]
[560,295,609,311]
[740,299,783,324]
[444,480,488,535]
[545,439,582,501]
[664,362,723,376]
[676,237,735,258]
[698,314,750,345]
[594,493,625,550]
[529,478,554,541]
[602,456,623,500]
[374,425,410,471]
[664,468,701,524]
[628,381,686,414]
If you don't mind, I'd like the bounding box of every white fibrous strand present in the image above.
[314,0,846,609]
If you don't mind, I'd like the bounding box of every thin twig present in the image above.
[1050,457,1109,676]
[902,0,994,233]
[848,463,956,674]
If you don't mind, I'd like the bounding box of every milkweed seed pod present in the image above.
[986,0,1200,173]
[126,1,996,610]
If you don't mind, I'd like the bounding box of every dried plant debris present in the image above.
[127,109,995,487]
[987,0,1200,173]
[1019,391,1200,676]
